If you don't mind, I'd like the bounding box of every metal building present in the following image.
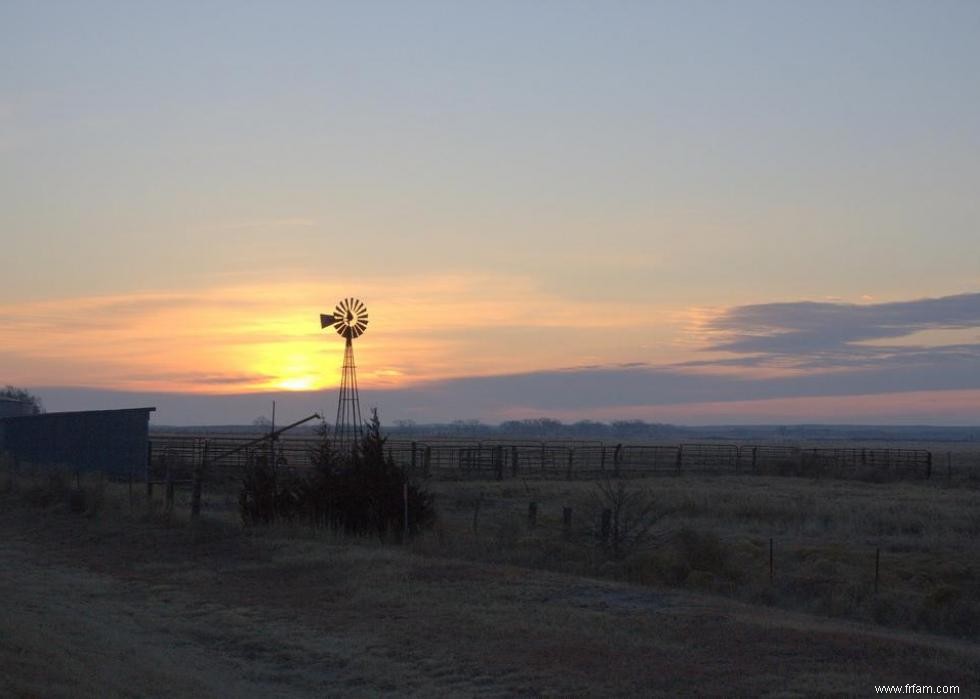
[0,407,156,478]
[0,397,32,419]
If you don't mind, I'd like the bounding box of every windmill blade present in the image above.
[319,314,336,329]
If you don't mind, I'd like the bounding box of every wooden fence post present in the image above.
[566,448,574,481]
[165,464,174,513]
[874,547,880,593]
[146,441,154,501]
[495,445,504,481]
[191,440,207,520]
[769,537,774,584]
[403,482,409,541]
[473,494,483,535]
[613,444,622,478]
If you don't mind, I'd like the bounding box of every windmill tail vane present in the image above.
[320,298,369,449]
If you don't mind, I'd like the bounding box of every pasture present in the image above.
[1,442,979,696]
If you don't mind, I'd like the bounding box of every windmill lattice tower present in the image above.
[320,298,369,448]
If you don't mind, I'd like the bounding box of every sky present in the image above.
[2,1,979,425]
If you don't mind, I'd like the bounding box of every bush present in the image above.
[240,411,435,541]
[17,468,104,516]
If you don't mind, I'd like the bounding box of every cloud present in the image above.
[697,292,980,368]
[12,285,980,424]
[0,275,679,393]
[188,218,317,235]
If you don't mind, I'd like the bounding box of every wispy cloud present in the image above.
[187,218,317,235]
[0,275,679,393]
[692,292,980,370]
[10,284,980,423]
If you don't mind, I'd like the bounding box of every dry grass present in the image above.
[2,459,980,696]
[419,474,980,639]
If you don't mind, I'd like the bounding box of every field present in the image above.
[423,474,980,638]
[1,456,979,696]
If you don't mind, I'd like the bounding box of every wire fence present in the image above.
[147,435,941,485]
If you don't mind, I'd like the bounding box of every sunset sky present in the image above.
[3,2,979,425]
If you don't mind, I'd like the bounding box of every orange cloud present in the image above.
[0,275,682,394]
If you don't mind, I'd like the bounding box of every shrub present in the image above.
[240,410,435,541]
[586,477,665,560]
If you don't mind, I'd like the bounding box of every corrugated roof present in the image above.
[0,407,156,421]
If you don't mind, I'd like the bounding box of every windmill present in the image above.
[320,298,369,448]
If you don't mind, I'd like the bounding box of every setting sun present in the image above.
[277,376,317,392]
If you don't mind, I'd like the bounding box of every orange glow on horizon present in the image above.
[497,389,980,425]
[0,276,684,394]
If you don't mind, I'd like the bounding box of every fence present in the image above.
[146,435,938,486]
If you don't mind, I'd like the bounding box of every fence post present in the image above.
[527,501,538,529]
[411,441,417,475]
[165,464,174,513]
[769,537,774,584]
[600,447,606,472]
[511,445,519,477]
[562,507,572,540]
[495,445,504,481]
[424,446,432,478]
[601,509,612,548]
[566,448,574,481]
[614,444,622,478]
[146,441,154,501]
[874,547,880,593]
[403,482,409,541]
[676,445,683,474]
[751,446,758,473]
[191,440,207,520]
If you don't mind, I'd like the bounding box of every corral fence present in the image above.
[146,435,936,485]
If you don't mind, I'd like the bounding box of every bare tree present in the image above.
[589,477,664,559]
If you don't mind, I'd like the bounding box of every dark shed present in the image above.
[0,407,155,478]
[0,397,32,419]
